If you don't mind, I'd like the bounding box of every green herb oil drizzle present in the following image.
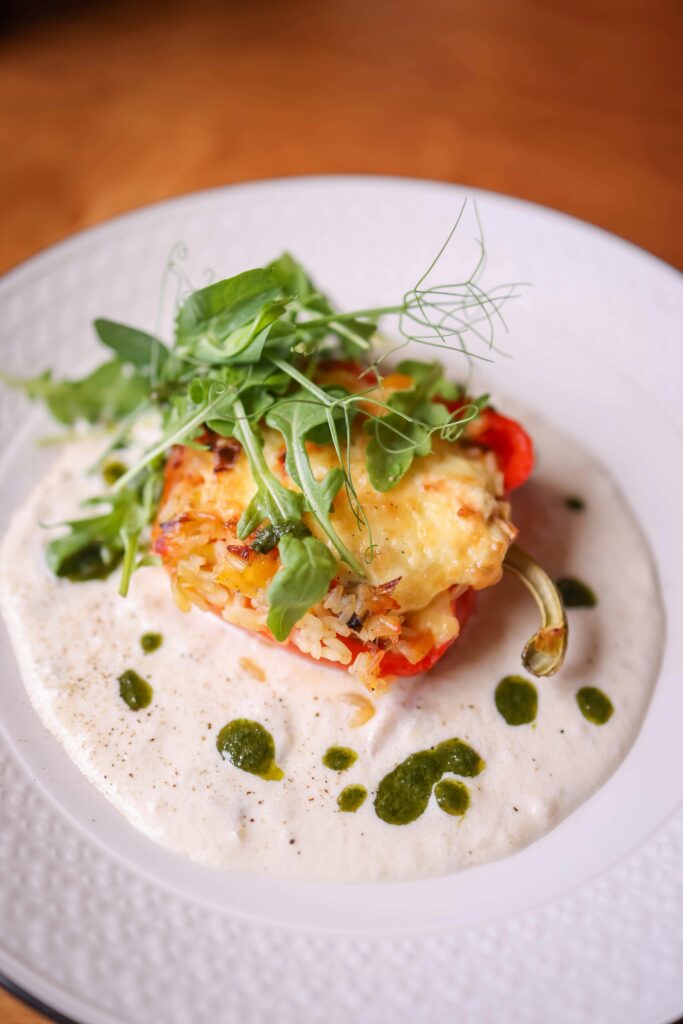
[322,746,358,772]
[102,460,127,486]
[495,675,538,726]
[140,632,163,653]
[556,577,597,608]
[337,785,367,812]
[118,669,153,710]
[216,719,283,780]
[374,738,484,826]
[576,687,614,725]
[434,779,470,816]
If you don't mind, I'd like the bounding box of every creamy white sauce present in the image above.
[0,410,664,882]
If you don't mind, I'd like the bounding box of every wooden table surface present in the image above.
[0,0,681,1021]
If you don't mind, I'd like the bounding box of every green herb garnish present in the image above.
[365,360,486,491]
[3,203,525,638]
[45,461,163,596]
[266,534,337,641]
[0,360,148,427]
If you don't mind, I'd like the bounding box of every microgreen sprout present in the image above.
[503,545,568,677]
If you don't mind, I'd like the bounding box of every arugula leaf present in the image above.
[304,389,355,446]
[93,319,171,376]
[231,400,305,539]
[205,364,289,437]
[365,361,455,491]
[1,360,148,426]
[266,534,337,641]
[366,399,450,491]
[265,392,364,576]
[250,519,309,555]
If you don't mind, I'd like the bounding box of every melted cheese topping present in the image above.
[308,433,513,610]
[157,428,515,615]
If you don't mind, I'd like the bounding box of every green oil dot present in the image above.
[374,752,438,825]
[140,632,163,653]
[433,737,485,777]
[565,496,585,512]
[374,738,484,826]
[556,576,597,608]
[322,746,358,772]
[434,779,470,816]
[118,669,153,710]
[576,687,614,725]
[102,460,127,486]
[55,544,122,582]
[495,675,538,726]
[337,785,367,812]
[216,719,283,780]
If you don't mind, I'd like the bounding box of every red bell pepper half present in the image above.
[442,397,534,493]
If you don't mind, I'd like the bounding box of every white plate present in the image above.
[1,176,682,1024]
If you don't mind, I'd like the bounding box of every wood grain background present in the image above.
[0,0,681,1021]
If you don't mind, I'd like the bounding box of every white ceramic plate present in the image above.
[1,177,682,1024]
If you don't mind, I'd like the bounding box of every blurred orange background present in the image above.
[1,0,682,277]
[0,1,681,1021]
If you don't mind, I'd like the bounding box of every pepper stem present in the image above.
[503,544,568,677]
